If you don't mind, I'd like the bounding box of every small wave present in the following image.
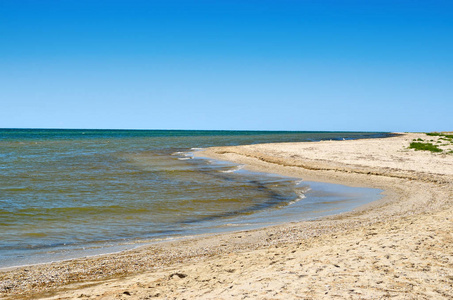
[15,205,151,216]
[191,147,204,151]
[171,151,185,156]
[23,232,47,238]
[294,179,304,186]
[0,186,28,191]
[287,186,311,205]
[220,165,245,173]
[172,150,194,160]
[288,193,307,205]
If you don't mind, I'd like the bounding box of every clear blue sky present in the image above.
[1,0,452,132]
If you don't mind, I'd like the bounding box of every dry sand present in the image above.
[1,133,452,299]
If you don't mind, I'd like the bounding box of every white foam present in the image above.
[287,186,312,205]
[171,151,185,156]
[220,165,245,173]
[288,192,307,205]
[172,151,194,159]
[294,179,304,186]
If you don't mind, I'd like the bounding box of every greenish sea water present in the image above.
[0,129,387,268]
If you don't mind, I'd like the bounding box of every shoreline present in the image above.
[1,132,452,299]
[0,147,383,271]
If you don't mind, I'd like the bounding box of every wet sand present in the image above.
[1,133,452,299]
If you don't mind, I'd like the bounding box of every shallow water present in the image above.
[0,129,386,268]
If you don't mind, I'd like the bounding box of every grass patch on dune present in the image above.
[409,142,443,153]
[427,132,453,139]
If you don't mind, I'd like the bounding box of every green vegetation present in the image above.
[426,132,440,136]
[409,142,443,152]
[407,133,453,153]
[427,132,453,139]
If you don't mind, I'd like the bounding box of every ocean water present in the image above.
[0,129,386,268]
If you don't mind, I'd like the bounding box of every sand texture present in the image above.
[1,133,452,299]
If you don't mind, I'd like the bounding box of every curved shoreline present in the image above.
[198,133,452,220]
[1,133,452,299]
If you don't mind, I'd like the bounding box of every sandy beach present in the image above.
[1,132,452,299]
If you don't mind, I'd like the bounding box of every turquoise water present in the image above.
[0,129,386,268]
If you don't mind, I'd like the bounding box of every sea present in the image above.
[0,129,387,268]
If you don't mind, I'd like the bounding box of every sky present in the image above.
[1,0,452,132]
